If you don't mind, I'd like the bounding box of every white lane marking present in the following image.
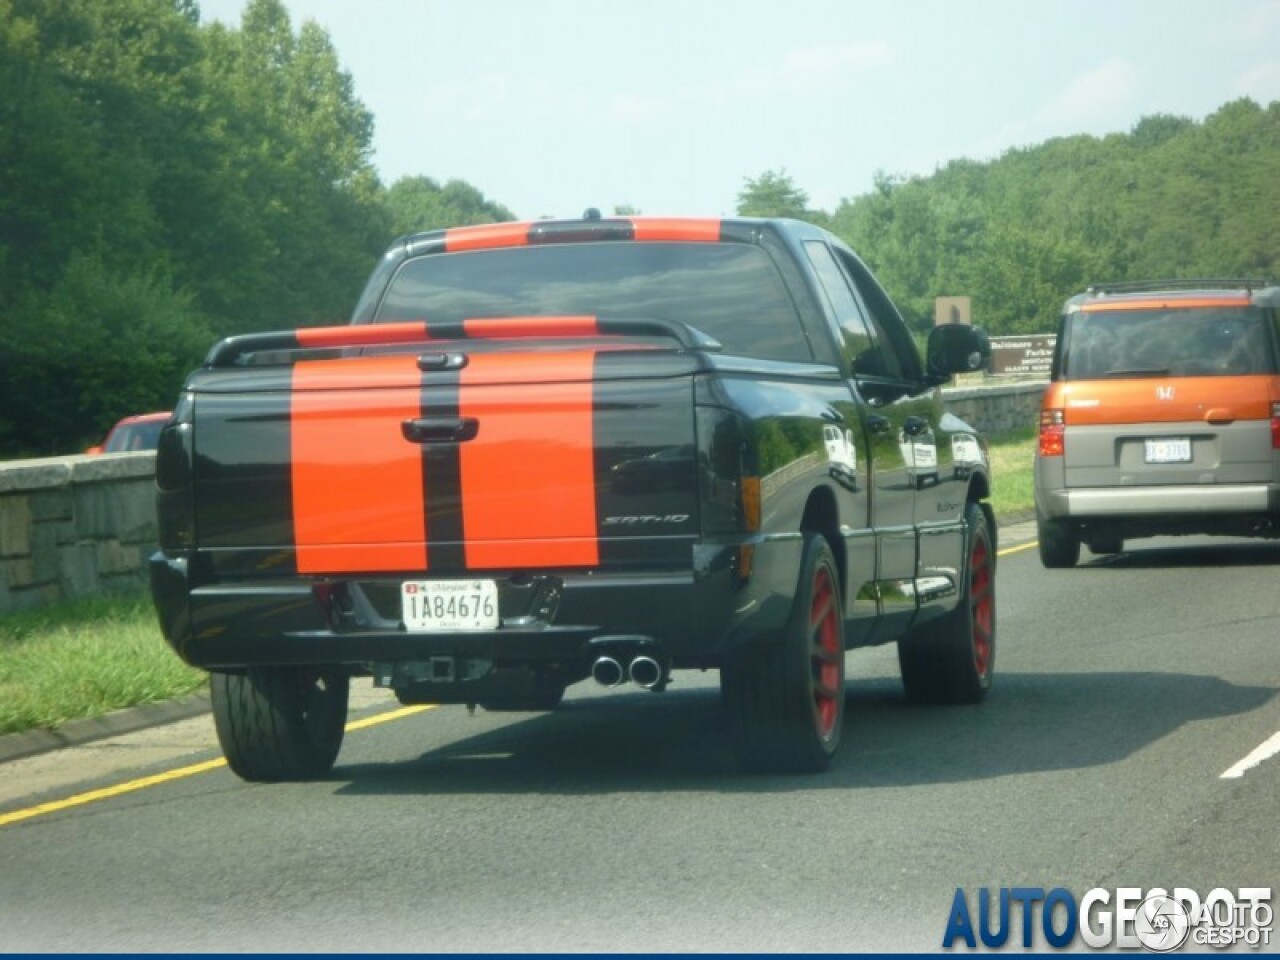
[1220,730,1280,779]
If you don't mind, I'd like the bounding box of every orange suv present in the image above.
[1034,280,1280,567]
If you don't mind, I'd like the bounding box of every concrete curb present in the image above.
[0,511,1041,766]
[0,689,211,766]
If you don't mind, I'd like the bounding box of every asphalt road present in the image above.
[0,523,1276,952]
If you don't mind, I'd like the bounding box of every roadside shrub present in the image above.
[0,252,212,455]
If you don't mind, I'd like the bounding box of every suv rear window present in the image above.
[105,419,165,452]
[1059,306,1277,380]
[375,242,811,362]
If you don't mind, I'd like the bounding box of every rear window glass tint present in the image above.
[105,421,164,452]
[1064,307,1275,379]
[375,242,811,362]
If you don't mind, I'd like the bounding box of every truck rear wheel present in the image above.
[898,501,995,705]
[211,668,349,782]
[722,533,845,774]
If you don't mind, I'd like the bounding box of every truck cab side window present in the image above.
[803,241,878,374]
[834,249,922,384]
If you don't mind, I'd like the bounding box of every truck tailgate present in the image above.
[192,345,701,575]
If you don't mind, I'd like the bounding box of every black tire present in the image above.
[898,501,995,705]
[211,668,349,782]
[722,533,845,774]
[1037,509,1080,568]
[1088,535,1124,555]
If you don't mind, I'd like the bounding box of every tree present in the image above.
[736,169,818,220]
[825,100,1280,335]
[0,253,212,453]
[0,0,394,454]
[383,176,515,236]
[194,0,387,333]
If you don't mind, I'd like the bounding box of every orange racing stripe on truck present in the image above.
[294,321,432,349]
[444,221,533,252]
[458,350,599,569]
[291,356,428,573]
[630,217,721,242]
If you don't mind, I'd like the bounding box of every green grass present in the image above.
[987,426,1037,518]
[0,593,206,736]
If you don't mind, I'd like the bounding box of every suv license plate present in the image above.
[1144,437,1191,463]
[401,580,499,632]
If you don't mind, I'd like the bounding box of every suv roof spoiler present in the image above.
[1086,278,1274,296]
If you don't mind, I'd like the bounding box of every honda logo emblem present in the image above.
[1156,386,1175,400]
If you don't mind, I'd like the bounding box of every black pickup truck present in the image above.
[150,214,996,781]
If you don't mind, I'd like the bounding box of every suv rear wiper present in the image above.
[1101,368,1171,378]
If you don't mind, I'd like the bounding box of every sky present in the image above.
[196,0,1280,221]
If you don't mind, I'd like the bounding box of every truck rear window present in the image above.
[1061,306,1277,380]
[375,242,811,362]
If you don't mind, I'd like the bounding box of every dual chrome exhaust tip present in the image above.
[591,654,664,690]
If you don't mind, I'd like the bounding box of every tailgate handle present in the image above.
[1204,407,1235,425]
[417,352,468,371]
[402,417,479,444]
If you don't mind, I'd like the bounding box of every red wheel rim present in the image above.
[970,533,994,679]
[809,565,842,738]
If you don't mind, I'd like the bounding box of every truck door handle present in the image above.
[867,414,891,435]
[401,417,479,444]
[903,416,930,437]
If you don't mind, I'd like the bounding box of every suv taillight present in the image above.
[1272,403,1280,450]
[1039,409,1065,457]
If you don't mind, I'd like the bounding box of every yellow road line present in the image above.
[0,704,434,829]
[998,540,1039,558]
[344,703,434,732]
[0,758,228,828]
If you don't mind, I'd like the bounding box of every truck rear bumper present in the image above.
[150,538,801,673]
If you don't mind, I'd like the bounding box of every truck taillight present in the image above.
[1273,403,1280,450]
[1039,409,1065,457]
[156,392,195,552]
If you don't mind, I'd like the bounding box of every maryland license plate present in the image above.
[1144,437,1191,464]
[401,580,499,632]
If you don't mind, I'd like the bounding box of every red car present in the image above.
[86,411,171,454]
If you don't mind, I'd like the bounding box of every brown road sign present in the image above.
[989,334,1056,376]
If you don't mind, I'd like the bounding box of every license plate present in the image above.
[401,580,499,632]
[1144,437,1191,463]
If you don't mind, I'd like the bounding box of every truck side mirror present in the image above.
[926,324,991,383]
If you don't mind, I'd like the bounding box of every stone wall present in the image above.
[940,379,1047,437]
[0,380,1047,612]
[0,454,157,611]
